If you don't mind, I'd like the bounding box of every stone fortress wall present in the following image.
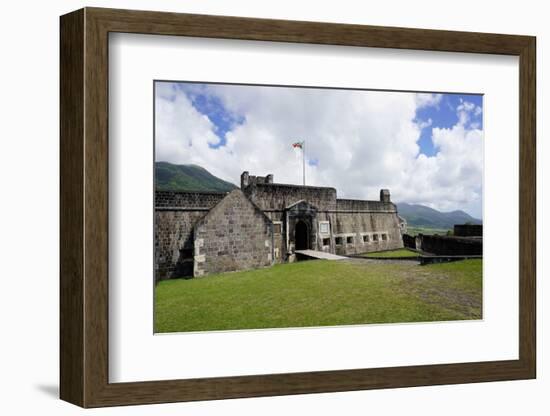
[155,173,404,280]
[193,190,273,277]
[155,191,227,280]
[155,190,227,208]
[454,224,483,237]
[403,224,483,256]
[242,172,403,260]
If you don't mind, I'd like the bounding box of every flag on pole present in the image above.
[292,140,306,185]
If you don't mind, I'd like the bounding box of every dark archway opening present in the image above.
[295,220,309,250]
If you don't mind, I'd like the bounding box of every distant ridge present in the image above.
[396,202,482,230]
[156,162,480,229]
[155,162,237,192]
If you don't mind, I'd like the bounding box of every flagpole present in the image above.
[303,140,306,186]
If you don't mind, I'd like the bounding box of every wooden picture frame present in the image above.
[60,7,536,408]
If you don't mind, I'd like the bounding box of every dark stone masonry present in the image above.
[193,190,273,277]
[403,226,482,256]
[155,172,405,280]
[454,224,483,237]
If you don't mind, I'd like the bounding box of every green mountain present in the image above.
[155,163,481,229]
[155,162,237,192]
[396,202,481,230]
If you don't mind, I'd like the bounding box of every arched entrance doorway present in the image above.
[295,220,309,250]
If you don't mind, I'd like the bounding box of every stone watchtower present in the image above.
[240,171,249,189]
[380,189,391,203]
[241,171,274,189]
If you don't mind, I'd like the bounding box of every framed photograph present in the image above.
[60,7,536,407]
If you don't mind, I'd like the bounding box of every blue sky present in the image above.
[155,82,484,218]
[162,82,483,159]
[415,94,483,157]
[179,83,245,149]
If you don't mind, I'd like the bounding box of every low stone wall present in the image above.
[403,234,421,250]
[335,199,396,212]
[454,224,483,237]
[420,255,482,265]
[155,190,228,281]
[155,210,206,280]
[155,190,227,208]
[415,234,482,256]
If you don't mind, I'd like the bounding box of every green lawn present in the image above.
[155,259,482,333]
[362,248,419,258]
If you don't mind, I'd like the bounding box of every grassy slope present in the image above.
[363,249,419,258]
[155,259,482,333]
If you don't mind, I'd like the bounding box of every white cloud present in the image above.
[416,118,433,130]
[415,93,443,108]
[397,98,483,215]
[474,105,482,117]
[155,84,483,218]
[456,97,483,127]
